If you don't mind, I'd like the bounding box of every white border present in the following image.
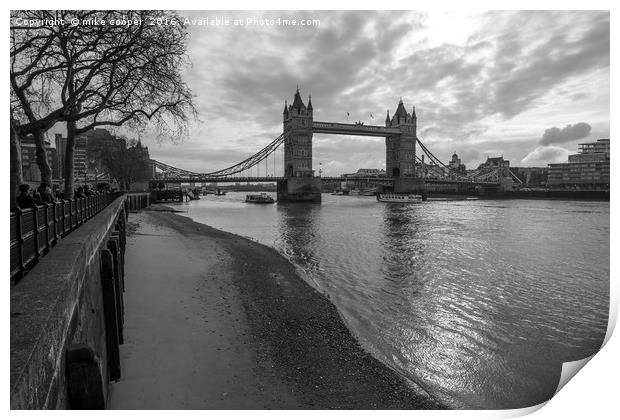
[3,2,616,419]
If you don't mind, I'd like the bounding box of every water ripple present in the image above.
[183,194,609,409]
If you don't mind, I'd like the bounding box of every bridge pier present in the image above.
[277,178,322,202]
[392,177,426,195]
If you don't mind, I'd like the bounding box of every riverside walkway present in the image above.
[108,207,442,409]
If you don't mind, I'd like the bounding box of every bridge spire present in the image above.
[291,87,306,113]
[307,95,313,111]
[412,105,416,119]
[385,110,390,126]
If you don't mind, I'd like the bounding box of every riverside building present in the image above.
[547,139,610,189]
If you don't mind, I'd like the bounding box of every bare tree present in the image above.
[10,10,195,200]
[10,11,68,203]
[56,10,194,197]
[9,121,24,208]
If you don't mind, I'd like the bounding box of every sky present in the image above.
[132,10,610,176]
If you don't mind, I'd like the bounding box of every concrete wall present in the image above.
[10,196,128,409]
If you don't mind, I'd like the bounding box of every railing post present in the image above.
[69,199,75,231]
[46,203,53,248]
[99,249,121,382]
[16,209,24,274]
[32,205,40,259]
[107,237,124,344]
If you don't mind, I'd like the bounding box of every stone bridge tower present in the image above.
[278,88,322,202]
[385,99,424,194]
[283,88,314,177]
[385,98,416,178]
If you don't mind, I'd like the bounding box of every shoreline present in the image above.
[110,207,443,409]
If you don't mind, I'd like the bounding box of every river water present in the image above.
[177,192,609,409]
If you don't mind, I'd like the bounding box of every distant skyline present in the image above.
[54,10,610,175]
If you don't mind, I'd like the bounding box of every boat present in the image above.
[349,189,362,196]
[376,193,423,203]
[245,193,275,204]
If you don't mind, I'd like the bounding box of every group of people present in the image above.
[14,182,113,210]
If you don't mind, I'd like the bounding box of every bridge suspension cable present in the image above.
[416,138,473,181]
[152,133,286,179]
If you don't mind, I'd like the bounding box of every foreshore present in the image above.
[108,206,443,409]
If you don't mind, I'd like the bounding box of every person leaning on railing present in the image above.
[37,182,56,204]
[74,186,86,199]
[16,184,43,210]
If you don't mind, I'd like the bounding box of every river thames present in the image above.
[176,193,609,409]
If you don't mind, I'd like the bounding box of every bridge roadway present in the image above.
[313,121,400,137]
[152,176,499,186]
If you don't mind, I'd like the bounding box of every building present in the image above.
[547,139,610,189]
[21,134,59,183]
[342,168,387,178]
[54,133,88,181]
[128,140,153,181]
[448,152,466,175]
[55,128,127,181]
[478,156,510,172]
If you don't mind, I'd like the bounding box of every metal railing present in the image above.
[126,192,151,211]
[10,192,124,284]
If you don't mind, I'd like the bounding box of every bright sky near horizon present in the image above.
[108,10,610,175]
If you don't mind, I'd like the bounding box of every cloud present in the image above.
[115,10,610,176]
[539,123,592,146]
[521,145,571,166]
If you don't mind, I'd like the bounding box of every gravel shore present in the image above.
[109,208,443,409]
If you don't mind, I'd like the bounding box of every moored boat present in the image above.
[245,193,275,204]
[376,193,423,203]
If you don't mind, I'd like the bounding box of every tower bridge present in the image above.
[151,88,510,201]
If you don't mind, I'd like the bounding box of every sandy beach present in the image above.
[108,207,442,409]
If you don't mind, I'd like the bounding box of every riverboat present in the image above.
[376,193,423,203]
[245,193,275,204]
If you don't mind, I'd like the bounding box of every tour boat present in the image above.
[245,193,275,204]
[376,193,423,203]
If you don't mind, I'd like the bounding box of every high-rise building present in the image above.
[55,128,127,181]
[547,139,610,188]
[21,134,59,183]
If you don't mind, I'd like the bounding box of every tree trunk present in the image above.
[33,127,53,186]
[10,125,24,209]
[64,120,76,199]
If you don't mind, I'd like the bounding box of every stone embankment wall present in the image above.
[10,195,134,409]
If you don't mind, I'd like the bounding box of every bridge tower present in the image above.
[277,88,322,202]
[385,99,425,194]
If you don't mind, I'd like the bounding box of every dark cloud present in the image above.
[133,10,609,176]
[539,123,592,146]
